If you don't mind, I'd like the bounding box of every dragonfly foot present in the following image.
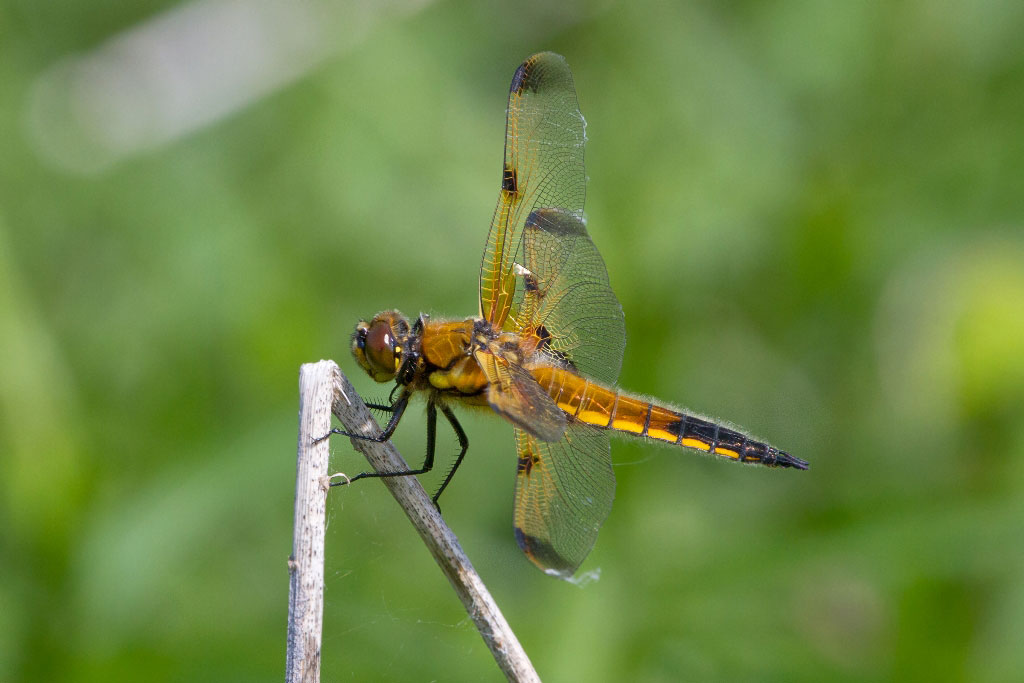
[327,472,352,488]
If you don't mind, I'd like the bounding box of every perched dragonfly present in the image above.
[332,52,808,578]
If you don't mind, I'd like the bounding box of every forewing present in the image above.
[479,53,585,329]
[511,208,626,385]
[513,420,615,578]
[473,347,566,443]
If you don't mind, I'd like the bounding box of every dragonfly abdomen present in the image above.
[533,366,807,469]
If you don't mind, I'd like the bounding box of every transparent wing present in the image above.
[474,347,566,443]
[479,52,586,329]
[482,54,624,578]
[511,208,625,385]
[477,52,625,385]
[512,420,615,578]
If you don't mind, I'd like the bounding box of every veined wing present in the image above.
[473,346,566,443]
[511,207,625,385]
[482,54,624,578]
[513,421,614,578]
[479,53,587,332]
[477,53,625,385]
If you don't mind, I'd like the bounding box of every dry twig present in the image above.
[286,360,539,683]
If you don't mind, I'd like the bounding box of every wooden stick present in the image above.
[286,361,334,683]
[286,360,540,683]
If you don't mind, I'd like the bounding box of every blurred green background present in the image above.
[3,0,1024,681]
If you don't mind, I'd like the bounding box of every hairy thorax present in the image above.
[419,318,488,398]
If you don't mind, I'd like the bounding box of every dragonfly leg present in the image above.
[328,394,437,488]
[316,392,408,445]
[431,404,469,507]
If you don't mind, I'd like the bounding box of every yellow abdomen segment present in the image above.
[531,366,805,469]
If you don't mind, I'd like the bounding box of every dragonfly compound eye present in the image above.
[357,319,399,382]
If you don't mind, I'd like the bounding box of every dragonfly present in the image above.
[331,52,808,579]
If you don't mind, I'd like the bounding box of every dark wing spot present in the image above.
[514,527,574,576]
[535,325,552,348]
[516,452,536,475]
[509,62,528,94]
[524,208,586,237]
[534,325,577,370]
[509,58,544,95]
[502,164,518,195]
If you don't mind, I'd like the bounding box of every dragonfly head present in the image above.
[352,311,410,383]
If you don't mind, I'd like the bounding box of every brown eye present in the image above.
[365,321,397,374]
[351,313,406,383]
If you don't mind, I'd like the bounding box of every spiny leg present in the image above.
[315,391,409,445]
[327,394,437,488]
[431,403,469,506]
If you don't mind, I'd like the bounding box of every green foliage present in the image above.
[2,0,1023,680]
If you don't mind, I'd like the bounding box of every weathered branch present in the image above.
[286,360,540,683]
[286,361,334,683]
